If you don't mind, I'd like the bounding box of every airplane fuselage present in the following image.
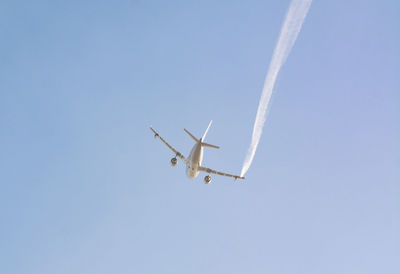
[186,142,203,178]
[150,122,245,182]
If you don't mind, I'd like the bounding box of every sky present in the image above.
[0,0,399,273]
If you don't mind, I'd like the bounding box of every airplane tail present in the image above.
[184,128,199,143]
[183,120,220,149]
[201,142,220,149]
[202,120,213,141]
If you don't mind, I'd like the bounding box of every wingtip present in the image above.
[234,176,245,181]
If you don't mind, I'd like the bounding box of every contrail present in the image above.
[241,0,312,177]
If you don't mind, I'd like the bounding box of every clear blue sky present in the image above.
[1,0,399,273]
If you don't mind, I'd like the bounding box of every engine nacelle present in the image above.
[170,157,177,167]
[204,175,211,184]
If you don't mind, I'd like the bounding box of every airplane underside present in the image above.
[150,121,245,184]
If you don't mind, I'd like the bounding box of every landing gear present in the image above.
[204,175,211,184]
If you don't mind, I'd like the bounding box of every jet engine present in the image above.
[204,175,211,184]
[170,157,177,167]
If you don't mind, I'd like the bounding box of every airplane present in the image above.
[150,121,245,184]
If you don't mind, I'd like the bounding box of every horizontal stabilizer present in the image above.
[184,129,199,143]
[201,142,220,149]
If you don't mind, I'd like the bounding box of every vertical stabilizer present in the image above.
[201,120,213,142]
[185,121,219,149]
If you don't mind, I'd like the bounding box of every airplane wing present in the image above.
[198,166,245,181]
[150,127,187,164]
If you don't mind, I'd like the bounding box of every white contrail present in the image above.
[241,0,312,177]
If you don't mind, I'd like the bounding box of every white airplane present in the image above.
[150,121,245,184]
